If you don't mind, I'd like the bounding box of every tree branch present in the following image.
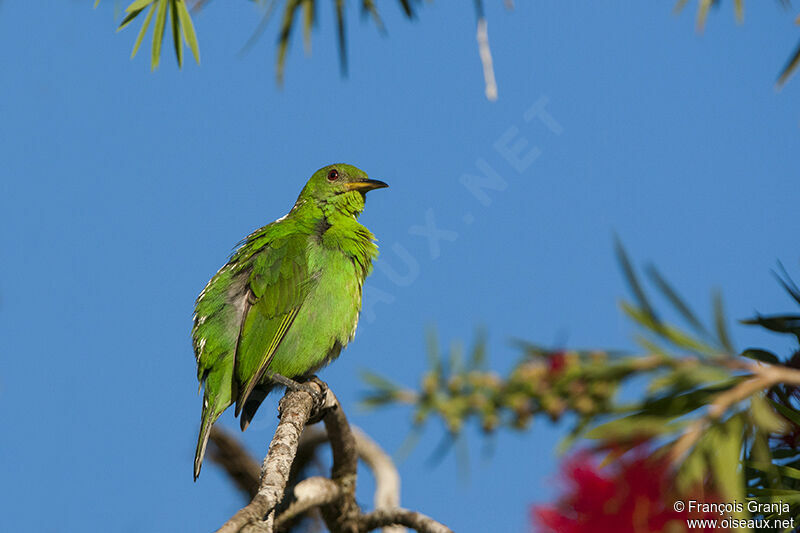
[351,427,404,533]
[669,360,800,462]
[211,424,407,532]
[209,425,261,499]
[210,382,451,533]
[274,476,342,529]
[359,509,454,533]
[215,384,318,533]
[320,389,360,533]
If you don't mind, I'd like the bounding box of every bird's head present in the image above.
[299,164,388,216]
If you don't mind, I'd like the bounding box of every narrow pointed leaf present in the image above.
[171,0,184,68]
[151,0,169,69]
[361,0,385,32]
[118,7,146,31]
[774,262,800,306]
[646,265,708,337]
[672,0,690,14]
[733,0,743,22]
[301,0,314,55]
[713,291,734,353]
[770,398,800,427]
[741,348,779,365]
[748,462,800,482]
[131,3,156,59]
[750,395,786,434]
[614,237,659,325]
[696,0,712,31]
[741,314,800,339]
[335,0,348,76]
[777,39,800,86]
[176,0,200,64]
[622,302,715,355]
[708,416,745,514]
[276,0,302,84]
[398,0,414,17]
[126,0,155,13]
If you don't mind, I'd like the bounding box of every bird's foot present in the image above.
[273,373,330,424]
[302,376,331,424]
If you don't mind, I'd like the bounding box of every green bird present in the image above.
[191,164,387,480]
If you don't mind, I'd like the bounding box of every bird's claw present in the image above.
[276,375,331,424]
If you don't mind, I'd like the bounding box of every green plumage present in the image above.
[191,164,387,479]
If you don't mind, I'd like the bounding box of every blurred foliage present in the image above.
[96,1,800,85]
[675,0,800,85]
[110,0,200,69]
[362,243,800,530]
[102,0,421,76]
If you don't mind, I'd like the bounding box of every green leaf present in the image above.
[448,341,464,376]
[622,302,716,355]
[361,0,385,32]
[118,7,146,32]
[707,416,745,515]
[585,415,685,441]
[748,462,800,482]
[426,327,443,380]
[615,238,659,325]
[696,0,713,31]
[360,370,401,392]
[646,265,708,338]
[94,0,102,8]
[130,2,156,59]
[276,0,302,84]
[676,444,707,494]
[741,348,779,365]
[126,0,155,13]
[769,398,800,427]
[774,262,800,307]
[301,0,314,55]
[777,39,800,87]
[672,0,690,14]
[335,0,347,76]
[741,314,800,339]
[151,0,169,70]
[397,0,414,18]
[469,329,487,369]
[638,380,741,417]
[771,448,800,460]
[713,291,735,354]
[733,0,743,23]
[171,0,183,68]
[750,395,786,433]
[176,0,200,64]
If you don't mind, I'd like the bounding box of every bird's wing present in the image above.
[233,232,314,415]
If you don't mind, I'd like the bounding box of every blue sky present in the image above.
[1,1,799,532]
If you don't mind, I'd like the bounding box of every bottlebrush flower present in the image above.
[532,450,724,532]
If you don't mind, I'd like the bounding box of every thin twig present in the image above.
[209,426,261,499]
[211,383,452,533]
[669,361,800,462]
[274,476,342,529]
[359,509,454,533]
[211,424,406,532]
[320,389,360,533]
[351,427,404,533]
[476,18,497,101]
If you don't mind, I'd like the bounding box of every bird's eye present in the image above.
[327,169,339,181]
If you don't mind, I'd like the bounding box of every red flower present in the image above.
[532,451,724,533]
[547,351,567,375]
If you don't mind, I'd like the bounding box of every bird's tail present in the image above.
[193,400,215,481]
[194,388,231,481]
